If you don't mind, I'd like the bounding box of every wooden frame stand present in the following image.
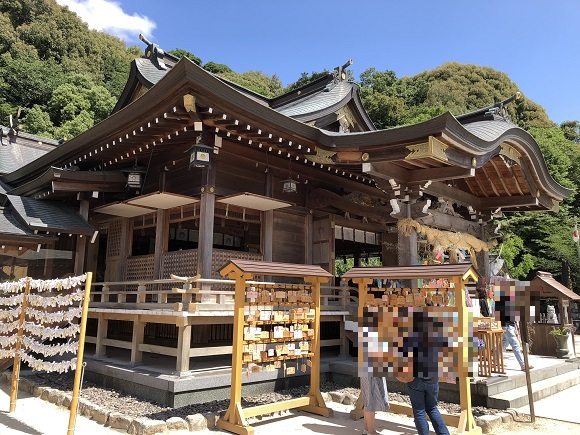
[343,264,482,435]
[216,260,332,435]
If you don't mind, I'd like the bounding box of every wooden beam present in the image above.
[363,162,407,183]
[408,166,475,183]
[480,195,538,210]
[423,181,483,210]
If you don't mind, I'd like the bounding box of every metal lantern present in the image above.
[282,177,297,193]
[122,166,147,189]
[187,136,214,169]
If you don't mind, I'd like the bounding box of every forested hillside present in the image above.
[2,0,580,289]
[0,0,140,139]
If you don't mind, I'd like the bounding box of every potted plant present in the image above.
[549,325,577,358]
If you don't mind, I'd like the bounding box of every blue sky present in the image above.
[56,0,579,125]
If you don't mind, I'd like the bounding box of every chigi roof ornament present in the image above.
[139,34,167,70]
[324,59,353,92]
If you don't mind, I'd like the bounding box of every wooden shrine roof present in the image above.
[220,259,333,279]
[3,194,95,236]
[0,128,59,175]
[0,46,571,218]
[529,271,580,300]
[342,264,477,281]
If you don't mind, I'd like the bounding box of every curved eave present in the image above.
[4,58,569,206]
[4,58,363,185]
[314,113,571,201]
[270,73,335,108]
[289,87,355,123]
[287,83,376,131]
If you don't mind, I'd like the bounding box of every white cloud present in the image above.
[55,0,156,43]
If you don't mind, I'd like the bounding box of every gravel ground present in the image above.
[27,372,501,422]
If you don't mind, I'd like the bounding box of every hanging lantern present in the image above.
[187,135,213,169]
[121,165,147,189]
[282,155,297,193]
[282,177,297,193]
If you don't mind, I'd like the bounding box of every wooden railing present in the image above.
[92,277,238,311]
[90,278,357,312]
[86,277,356,374]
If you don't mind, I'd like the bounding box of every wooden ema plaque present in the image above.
[343,264,482,435]
[216,260,331,435]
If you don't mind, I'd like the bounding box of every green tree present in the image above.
[218,70,283,97]
[560,120,580,144]
[203,61,232,74]
[48,73,115,126]
[284,70,330,93]
[0,43,65,108]
[169,48,201,65]
[53,109,93,140]
[21,104,53,137]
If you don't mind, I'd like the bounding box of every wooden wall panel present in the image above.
[272,210,306,264]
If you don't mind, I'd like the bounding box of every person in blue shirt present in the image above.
[396,310,450,435]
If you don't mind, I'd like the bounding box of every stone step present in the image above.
[344,319,357,331]
[473,360,580,396]
[486,368,580,409]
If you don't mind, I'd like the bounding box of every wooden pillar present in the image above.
[131,316,145,364]
[153,209,169,280]
[197,166,216,280]
[43,242,55,279]
[263,172,273,261]
[73,197,90,275]
[95,313,107,357]
[85,233,99,276]
[305,212,313,264]
[263,211,273,262]
[118,218,132,280]
[476,250,490,281]
[176,322,192,374]
[397,204,418,266]
[382,231,398,266]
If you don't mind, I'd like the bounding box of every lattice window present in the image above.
[125,254,155,294]
[161,249,198,278]
[106,219,122,258]
[211,249,263,290]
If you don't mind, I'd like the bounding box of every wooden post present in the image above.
[67,272,93,435]
[218,269,252,433]
[197,166,216,301]
[397,203,418,266]
[73,197,90,276]
[263,171,273,262]
[153,209,168,282]
[95,312,107,357]
[217,262,330,435]
[305,212,313,265]
[350,277,372,420]
[131,315,145,365]
[176,322,192,374]
[303,276,330,415]
[118,218,132,282]
[454,275,481,435]
[9,278,31,412]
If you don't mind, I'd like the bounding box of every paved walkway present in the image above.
[1,334,579,434]
[515,382,580,424]
[3,379,580,435]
